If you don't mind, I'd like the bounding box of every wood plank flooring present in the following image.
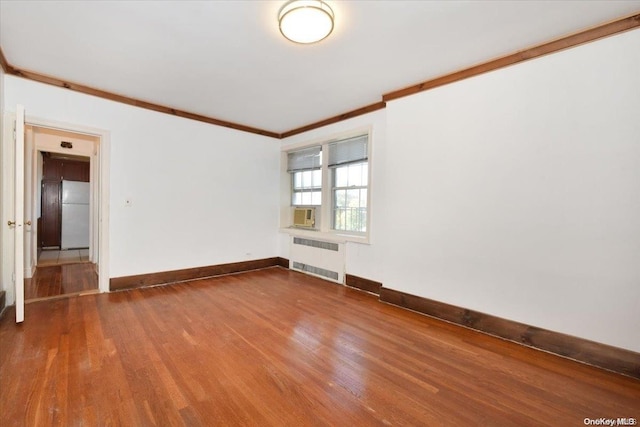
[24,263,98,301]
[1,267,638,426]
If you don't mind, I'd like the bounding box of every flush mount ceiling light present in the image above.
[278,0,335,44]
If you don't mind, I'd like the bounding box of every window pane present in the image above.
[301,191,311,205]
[354,209,361,232]
[360,189,368,208]
[313,170,322,188]
[335,166,348,187]
[293,190,321,206]
[348,164,363,187]
[345,209,354,231]
[346,189,360,207]
[335,189,346,207]
[294,169,322,194]
[358,210,367,232]
[311,191,322,205]
[362,163,368,186]
[334,208,346,230]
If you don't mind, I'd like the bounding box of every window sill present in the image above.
[279,227,370,245]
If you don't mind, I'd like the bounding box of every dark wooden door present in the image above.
[42,157,62,180]
[41,181,61,247]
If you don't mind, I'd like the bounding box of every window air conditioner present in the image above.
[293,207,315,228]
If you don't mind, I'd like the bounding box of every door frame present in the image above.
[27,116,110,294]
[2,112,110,299]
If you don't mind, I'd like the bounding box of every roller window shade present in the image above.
[287,146,322,172]
[328,135,368,168]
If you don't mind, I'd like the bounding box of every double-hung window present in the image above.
[285,132,370,237]
[329,135,368,233]
[288,146,322,206]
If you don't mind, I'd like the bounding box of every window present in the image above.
[329,135,368,233]
[287,146,322,206]
[285,132,370,237]
[332,162,368,232]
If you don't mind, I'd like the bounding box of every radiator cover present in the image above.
[289,236,345,284]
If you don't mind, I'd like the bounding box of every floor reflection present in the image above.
[289,318,369,401]
[25,262,98,301]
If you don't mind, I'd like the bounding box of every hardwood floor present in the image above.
[1,267,638,426]
[24,263,98,301]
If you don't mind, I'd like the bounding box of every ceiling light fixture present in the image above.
[278,0,334,44]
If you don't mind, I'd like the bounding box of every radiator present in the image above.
[289,236,345,284]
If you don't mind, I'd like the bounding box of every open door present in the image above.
[13,105,25,323]
[3,111,110,311]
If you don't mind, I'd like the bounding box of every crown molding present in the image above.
[0,46,16,74]
[383,13,640,102]
[1,13,638,139]
[280,101,386,139]
[0,48,280,139]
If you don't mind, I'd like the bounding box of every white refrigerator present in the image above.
[61,180,90,249]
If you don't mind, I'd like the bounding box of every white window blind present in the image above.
[287,146,322,172]
[328,135,368,168]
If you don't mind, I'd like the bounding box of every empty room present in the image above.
[1,1,639,425]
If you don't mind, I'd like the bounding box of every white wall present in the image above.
[4,76,281,280]
[384,29,640,352]
[281,29,640,352]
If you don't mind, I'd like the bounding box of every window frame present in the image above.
[283,128,372,243]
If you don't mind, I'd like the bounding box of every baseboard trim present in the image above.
[346,274,382,295]
[379,287,640,379]
[110,257,283,291]
[0,290,6,319]
[276,257,289,268]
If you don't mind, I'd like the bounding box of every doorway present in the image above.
[1,108,110,321]
[23,125,102,301]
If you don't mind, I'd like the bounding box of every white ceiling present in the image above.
[1,1,639,134]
